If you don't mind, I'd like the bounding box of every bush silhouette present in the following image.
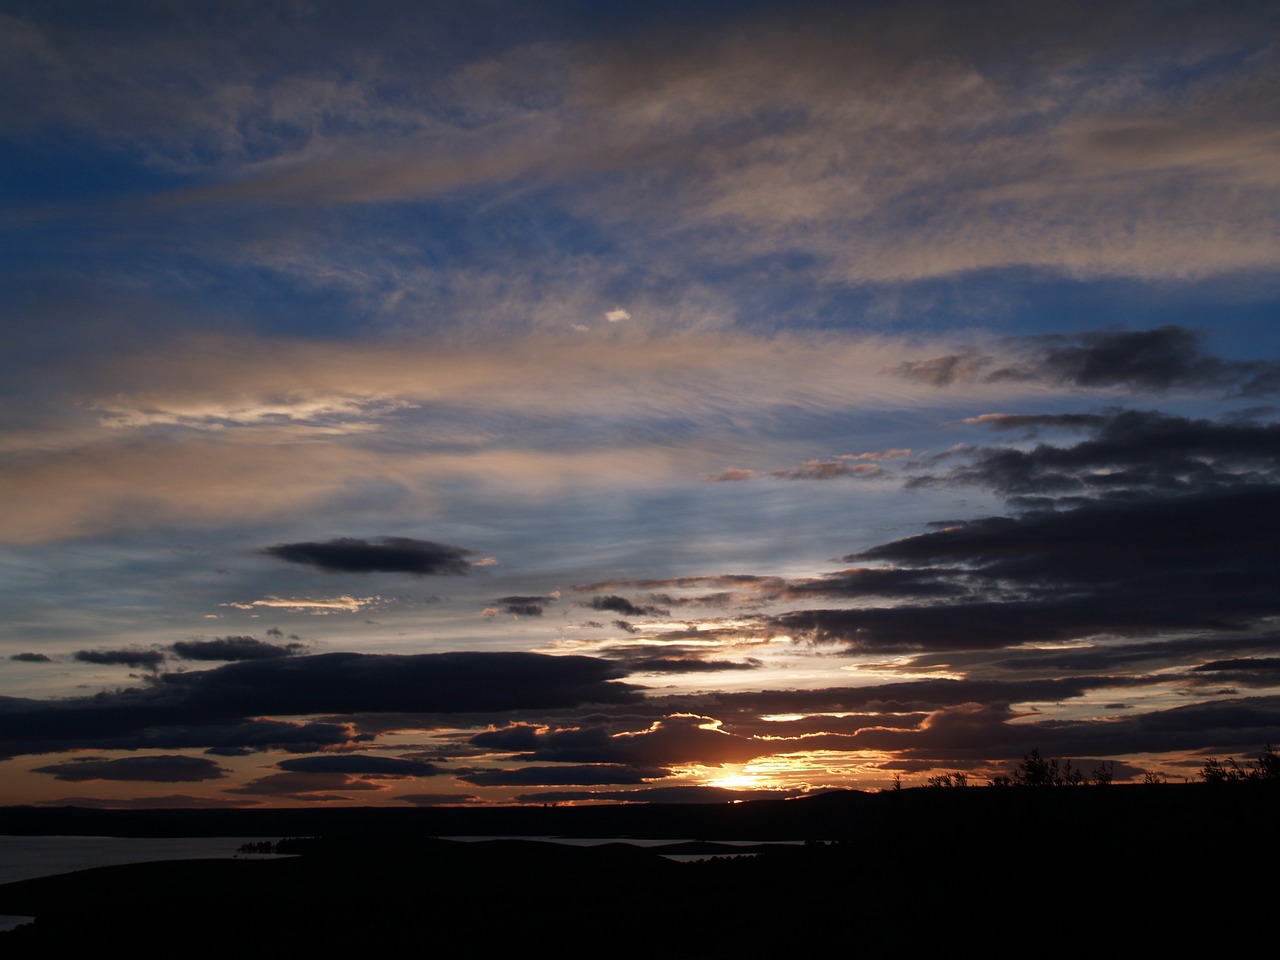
[1201,744,1280,782]
[990,749,1085,787]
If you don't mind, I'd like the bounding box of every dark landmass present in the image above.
[1,784,1274,953]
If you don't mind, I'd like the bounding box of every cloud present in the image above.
[1,716,360,760]
[911,409,1280,500]
[264,537,475,575]
[6,2,1280,303]
[897,327,1280,396]
[459,764,671,786]
[762,480,1280,653]
[779,567,970,601]
[9,652,52,663]
[275,754,444,777]
[858,695,1280,766]
[494,594,559,617]
[150,651,637,717]
[702,676,1130,717]
[711,451,904,483]
[171,636,305,661]
[994,327,1280,395]
[0,652,638,758]
[74,647,165,670]
[608,655,764,675]
[227,771,387,799]
[31,754,226,783]
[0,330,1035,544]
[891,351,995,387]
[902,633,1280,680]
[225,596,379,614]
[771,460,880,481]
[4,2,1280,801]
[472,714,773,767]
[587,595,669,618]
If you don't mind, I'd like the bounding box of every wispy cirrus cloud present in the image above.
[223,596,381,614]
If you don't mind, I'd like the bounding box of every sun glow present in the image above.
[703,768,766,790]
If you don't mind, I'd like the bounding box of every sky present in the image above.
[1,0,1279,807]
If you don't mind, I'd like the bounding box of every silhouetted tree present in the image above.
[1201,745,1280,783]
[1009,749,1083,787]
[1253,744,1280,780]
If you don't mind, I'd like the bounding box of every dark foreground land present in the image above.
[1,784,1274,954]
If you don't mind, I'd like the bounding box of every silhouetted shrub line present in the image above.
[1200,744,1280,783]
[934,745,1280,788]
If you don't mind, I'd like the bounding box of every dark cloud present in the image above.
[760,482,1280,653]
[150,651,637,716]
[275,754,444,777]
[996,326,1280,396]
[227,771,387,799]
[10,652,52,663]
[31,754,226,783]
[459,764,671,786]
[891,695,1280,766]
[74,647,165,670]
[895,327,1280,396]
[727,712,929,738]
[504,604,542,616]
[771,597,1206,652]
[495,595,557,617]
[913,410,1280,500]
[927,632,1280,679]
[771,460,879,480]
[1,716,359,760]
[1194,658,1280,673]
[863,486,1275,593]
[661,691,1277,774]
[578,575,784,593]
[588,595,669,618]
[171,636,305,661]
[1188,658,1280,688]
[0,652,637,758]
[472,714,772,766]
[263,537,475,575]
[698,676,1139,717]
[468,722,545,751]
[780,567,971,601]
[612,656,764,674]
[800,409,1280,662]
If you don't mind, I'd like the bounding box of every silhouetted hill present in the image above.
[2,784,1275,954]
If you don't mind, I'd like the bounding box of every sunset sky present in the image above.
[2,0,1279,807]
